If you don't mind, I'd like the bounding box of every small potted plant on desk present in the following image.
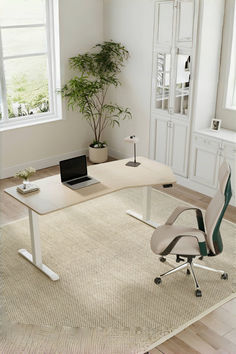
[15,167,39,194]
[60,41,132,163]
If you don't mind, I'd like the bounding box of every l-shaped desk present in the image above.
[5,157,176,281]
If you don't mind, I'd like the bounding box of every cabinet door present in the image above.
[154,1,174,47]
[176,0,195,48]
[191,135,220,187]
[169,120,189,176]
[155,118,170,165]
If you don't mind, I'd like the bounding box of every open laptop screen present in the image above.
[59,155,87,182]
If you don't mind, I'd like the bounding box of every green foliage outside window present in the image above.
[7,74,49,118]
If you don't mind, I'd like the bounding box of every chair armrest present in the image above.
[165,206,205,232]
[161,234,208,256]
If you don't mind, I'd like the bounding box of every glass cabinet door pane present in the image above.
[155,53,171,111]
[174,54,191,116]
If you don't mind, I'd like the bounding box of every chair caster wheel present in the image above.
[195,289,202,297]
[186,269,191,275]
[154,277,162,285]
[160,257,166,263]
[221,273,228,280]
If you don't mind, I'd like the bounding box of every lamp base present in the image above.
[125,161,141,167]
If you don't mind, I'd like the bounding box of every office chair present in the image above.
[150,161,232,297]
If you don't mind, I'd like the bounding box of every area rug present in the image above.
[0,188,235,353]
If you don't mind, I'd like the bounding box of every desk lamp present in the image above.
[124,135,140,167]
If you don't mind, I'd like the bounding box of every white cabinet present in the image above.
[154,1,174,47]
[150,0,198,177]
[190,131,236,206]
[169,119,189,176]
[154,0,195,49]
[155,116,189,177]
[176,0,195,47]
[155,117,170,164]
[150,1,230,205]
[190,134,220,188]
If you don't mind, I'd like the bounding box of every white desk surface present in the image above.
[5,157,176,215]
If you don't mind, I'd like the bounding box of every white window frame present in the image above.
[216,0,236,130]
[0,0,62,131]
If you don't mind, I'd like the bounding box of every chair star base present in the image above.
[154,256,228,297]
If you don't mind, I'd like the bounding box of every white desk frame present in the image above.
[127,186,159,229]
[18,186,157,281]
[5,157,175,281]
[18,209,60,281]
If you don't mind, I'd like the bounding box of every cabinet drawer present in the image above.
[193,134,220,150]
[222,142,236,157]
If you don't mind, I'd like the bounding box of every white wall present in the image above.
[0,0,103,178]
[103,0,154,159]
[216,0,236,131]
[191,0,225,131]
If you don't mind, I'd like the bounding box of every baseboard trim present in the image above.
[108,147,129,160]
[176,175,236,207]
[0,147,127,179]
[176,175,216,197]
[0,148,88,179]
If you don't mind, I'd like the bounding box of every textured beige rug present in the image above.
[0,188,235,353]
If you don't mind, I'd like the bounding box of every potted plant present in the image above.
[60,41,132,163]
[15,167,36,189]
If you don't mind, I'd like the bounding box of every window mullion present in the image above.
[3,52,48,60]
[1,24,46,30]
[45,0,55,115]
[0,29,8,121]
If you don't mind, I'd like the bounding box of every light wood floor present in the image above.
[0,162,236,353]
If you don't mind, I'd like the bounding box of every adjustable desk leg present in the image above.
[126,186,159,228]
[18,209,59,281]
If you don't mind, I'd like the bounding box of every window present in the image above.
[0,0,61,130]
[216,0,236,130]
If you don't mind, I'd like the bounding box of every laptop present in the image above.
[59,155,99,190]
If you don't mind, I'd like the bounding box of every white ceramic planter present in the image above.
[89,146,108,163]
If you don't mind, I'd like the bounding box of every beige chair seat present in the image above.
[151,225,207,256]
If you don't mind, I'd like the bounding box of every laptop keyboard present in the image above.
[68,176,91,185]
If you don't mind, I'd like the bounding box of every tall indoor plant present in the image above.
[61,41,132,163]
